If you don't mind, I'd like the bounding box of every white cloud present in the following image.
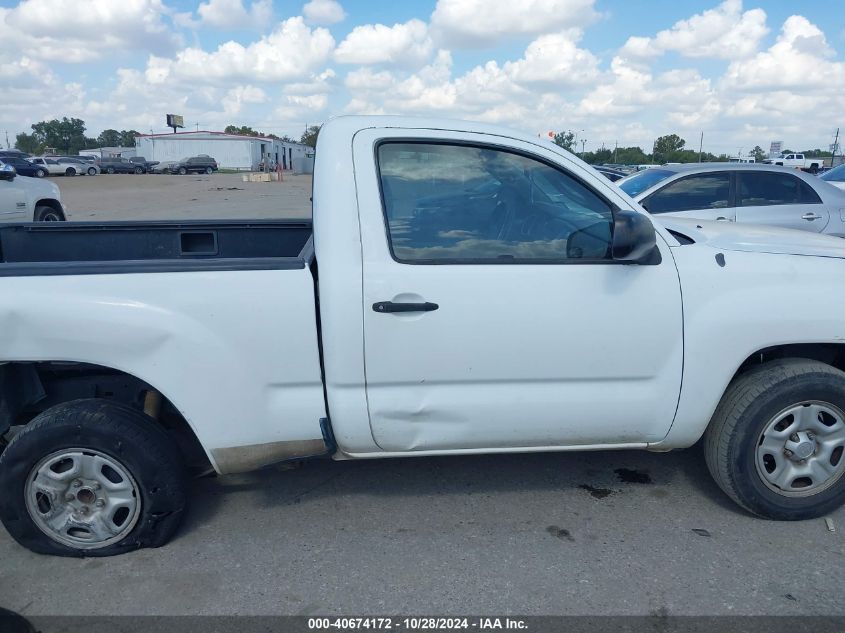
[430,0,599,47]
[222,85,267,116]
[502,30,600,85]
[621,0,768,61]
[145,17,335,85]
[722,15,843,92]
[303,0,346,25]
[197,0,273,29]
[0,0,180,62]
[335,19,433,66]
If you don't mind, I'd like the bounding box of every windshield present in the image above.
[618,168,675,197]
[821,164,845,183]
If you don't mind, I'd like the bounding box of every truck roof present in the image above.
[320,115,561,150]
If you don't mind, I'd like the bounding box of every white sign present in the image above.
[769,141,783,157]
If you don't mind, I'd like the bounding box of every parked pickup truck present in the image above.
[763,153,825,173]
[4,116,845,558]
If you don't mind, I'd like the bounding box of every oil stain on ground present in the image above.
[614,468,653,484]
[546,525,575,542]
[579,484,614,499]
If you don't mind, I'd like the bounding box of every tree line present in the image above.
[14,118,141,155]
[11,118,324,156]
[553,131,834,166]
[223,124,321,148]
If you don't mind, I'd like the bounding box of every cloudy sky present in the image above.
[1,0,843,155]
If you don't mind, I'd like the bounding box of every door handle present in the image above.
[802,213,823,221]
[373,301,439,313]
[716,216,729,221]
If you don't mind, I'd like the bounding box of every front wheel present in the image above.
[705,359,845,520]
[65,168,76,177]
[134,166,143,174]
[205,166,213,174]
[178,167,187,175]
[87,167,97,176]
[34,205,64,221]
[106,167,115,174]
[34,169,46,178]
[0,399,186,557]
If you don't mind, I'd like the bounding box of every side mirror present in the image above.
[0,164,16,181]
[612,208,661,265]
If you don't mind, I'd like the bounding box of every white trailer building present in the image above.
[134,131,309,171]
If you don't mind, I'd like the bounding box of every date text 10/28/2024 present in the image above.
[308,618,528,630]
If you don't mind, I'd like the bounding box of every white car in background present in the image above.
[0,162,66,221]
[820,164,845,191]
[28,157,80,177]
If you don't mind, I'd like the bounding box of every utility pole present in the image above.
[4,130,9,150]
[833,128,840,166]
[698,131,703,162]
[581,138,587,155]
[613,141,618,164]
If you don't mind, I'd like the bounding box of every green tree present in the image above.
[300,125,321,148]
[31,117,88,154]
[15,132,42,154]
[97,129,121,147]
[552,130,575,152]
[119,130,140,147]
[224,125,260,136]
[750,145,766,162]
[652,134,686,163]
[614,146,651,165]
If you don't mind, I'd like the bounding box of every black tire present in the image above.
[134,166,143,174]
[0,399,186,557]
[34,169,46,178]
[65,167,76,177]
[178,167,187,175]
[704,359,845,520]
[810,165,819,174]
[87,167,97,176]
[106,166,115,174]
[205,166,213,174]
[34,205,64,221]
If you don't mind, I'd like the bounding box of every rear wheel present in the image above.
[34,205,64,221]
[134,166,143,174]
[106,166,115,174]
[705,359,845,520]
[205,166,213,174]
[178,167,187,175]
[64,167,76,177]
[0,399,186,557]
[34,169,46,178]
[87,167,97,176]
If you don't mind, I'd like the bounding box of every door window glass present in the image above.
[376,142,614,263]
[739,172,807,206]
[644,173,730,214]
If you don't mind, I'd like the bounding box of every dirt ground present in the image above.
[58,172,313,221]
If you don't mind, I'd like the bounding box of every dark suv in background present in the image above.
[99,157,145,174]
[129,156,159,172]
[170,155,218,175]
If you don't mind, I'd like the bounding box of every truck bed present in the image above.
[0,219,313,276]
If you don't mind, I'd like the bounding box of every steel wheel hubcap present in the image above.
[756,401,845,497]
[25,448,141,549]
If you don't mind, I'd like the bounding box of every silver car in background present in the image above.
[618,163,845,237]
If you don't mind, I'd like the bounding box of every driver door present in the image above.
[354,128,684,452]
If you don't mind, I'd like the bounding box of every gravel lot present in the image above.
[59,172,313,221]
[2,174,845,618]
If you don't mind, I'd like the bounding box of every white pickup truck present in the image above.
[3,116,845,558]
[763,153,825,173]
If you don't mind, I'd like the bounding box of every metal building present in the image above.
[134,131,309,171]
